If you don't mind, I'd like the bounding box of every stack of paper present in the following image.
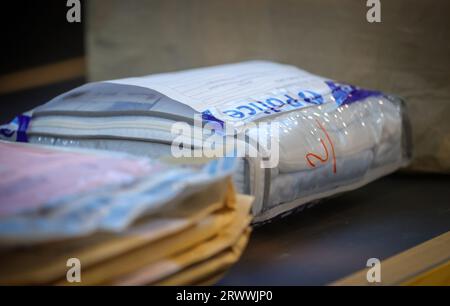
[0,141,252,285]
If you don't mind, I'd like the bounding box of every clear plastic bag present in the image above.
[1,61,412,222]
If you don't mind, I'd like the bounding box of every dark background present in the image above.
[0,1,85,123]
[0,0,84,74]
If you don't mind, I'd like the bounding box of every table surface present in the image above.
[219,173,450,285]
[2,80,449,286]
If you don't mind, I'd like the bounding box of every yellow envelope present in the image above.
[157,229,251,286]
[0,181,230,285]
[59,206,236,285]
[113,195,253,285]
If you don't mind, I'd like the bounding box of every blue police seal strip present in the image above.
[326,80,382,105]
[16,115,31,143]
[203,80,383,125]
[0,113,32,143]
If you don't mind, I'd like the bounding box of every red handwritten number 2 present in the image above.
[305,119,337,174]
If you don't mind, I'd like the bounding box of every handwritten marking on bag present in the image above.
[306,119,337,174]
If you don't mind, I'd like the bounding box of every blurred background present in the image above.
[1,0,449,172]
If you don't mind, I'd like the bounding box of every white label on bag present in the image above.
[107,61,334,124]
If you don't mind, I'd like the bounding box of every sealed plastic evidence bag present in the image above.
[0,61,412,222]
